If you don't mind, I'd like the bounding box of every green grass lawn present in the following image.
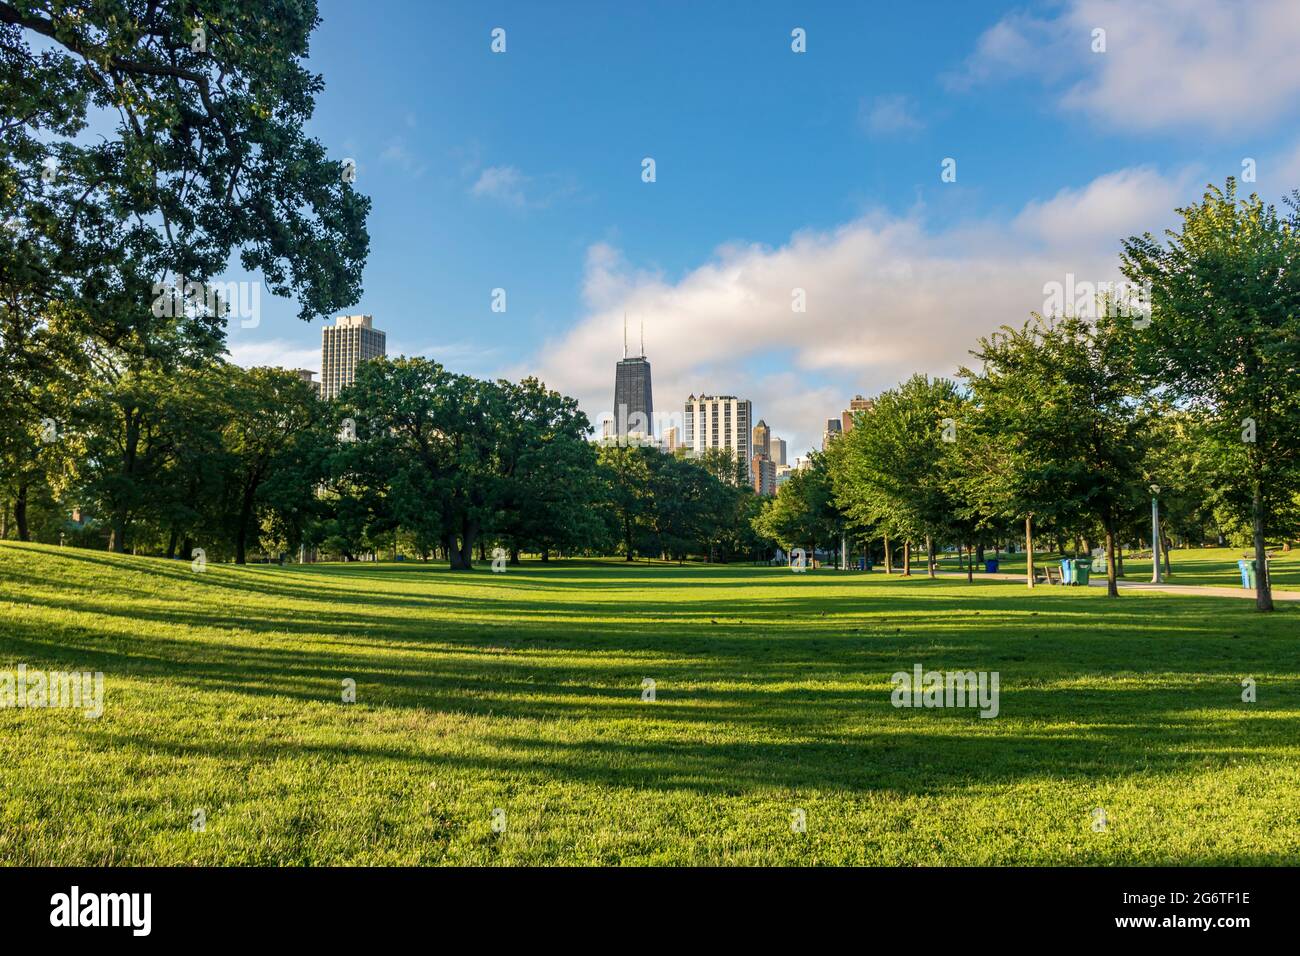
[1,540,1298,866]
[938,546,1300,590]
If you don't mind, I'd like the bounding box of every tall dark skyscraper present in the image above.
[613,318,654,440]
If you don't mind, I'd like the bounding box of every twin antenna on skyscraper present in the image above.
[623,313,644,359]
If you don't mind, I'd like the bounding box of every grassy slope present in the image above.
[1,541,1297,866]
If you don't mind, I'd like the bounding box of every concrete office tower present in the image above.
[613,317,654,441]
[293,369,320,396]
[321,314,385,400]
[684,394,753,481]
[752,420,771,461]
[770,437,788,467]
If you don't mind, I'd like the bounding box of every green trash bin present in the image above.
[1072,559,1091,586]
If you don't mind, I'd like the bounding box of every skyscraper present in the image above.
[770,437,788,467]
[612,318,654,442]
[752,420,771,461]
[321,314,385,400]
[684,394,753,481]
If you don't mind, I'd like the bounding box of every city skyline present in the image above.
[222,0,1300,454]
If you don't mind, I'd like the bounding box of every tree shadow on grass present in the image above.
[58,695,1300,802]
[5,544,1299,807]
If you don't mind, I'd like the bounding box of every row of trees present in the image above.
[758,180,1300,611]
[4,349,767,567]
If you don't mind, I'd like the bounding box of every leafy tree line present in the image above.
[3,348,770,567]
[760,180,1300,611]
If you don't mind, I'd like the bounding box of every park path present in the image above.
[930,569,1300,601]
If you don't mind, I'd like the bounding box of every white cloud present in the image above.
[387,339,500,369]
[859,94,924,137]
[527,168,1189,453]
[380,139,428,178]
[471,165,530,207]
[1012,166,1193,245]
[951,0,1300,134]
[468,163,579,210]
[225,338,320,373]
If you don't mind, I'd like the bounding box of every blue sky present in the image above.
[226,0,1300,454]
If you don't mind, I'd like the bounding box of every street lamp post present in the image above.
[1150,484,1162,584]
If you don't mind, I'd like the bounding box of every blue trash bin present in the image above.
[1237,559,1256,589]
[985,559,1000,574]
[1060,559,1073,584]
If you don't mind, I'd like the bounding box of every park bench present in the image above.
[1033,565,1061,585]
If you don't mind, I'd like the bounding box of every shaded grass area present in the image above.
[1,541,1297,865]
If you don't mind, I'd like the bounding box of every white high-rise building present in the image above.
[321,314,386,401]
[684,394,753,481]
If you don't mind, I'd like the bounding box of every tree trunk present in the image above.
[966,543,973,583]
[541,548,550,562]
[925,535,935,578]
[109,512,127,552]
[976,542,984,565]
[1161,532,1172,578]
[110,409,141,554]
[1252,483,1273,611]
[902,540,911,576]
[166,529,178,560]
[235,481,257,565]
[884,535,892,574]
[1104,525,1119,597]
[1025,516,1034,589]
[459,517,478,569]
[14,483,29,541]
[447,532,470,570]
[509,544,520,566]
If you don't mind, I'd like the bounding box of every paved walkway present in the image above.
[933,569,1300,601]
